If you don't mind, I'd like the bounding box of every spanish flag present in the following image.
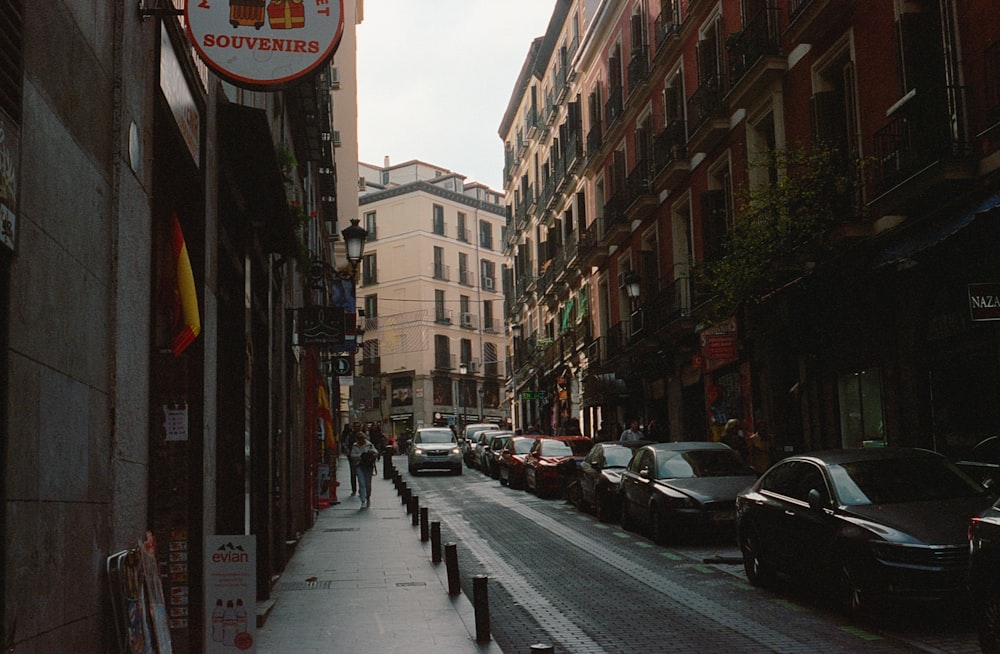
[318,383,336,454]
[171,213,201,356]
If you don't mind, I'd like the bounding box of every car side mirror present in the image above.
[807,488,827,511]
[639,468,653,480]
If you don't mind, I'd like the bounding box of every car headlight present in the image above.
[656,485,697,508]
[869,541,933,566]
[413,448,425,455]
[451,448,461,455]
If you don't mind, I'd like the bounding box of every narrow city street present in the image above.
[398,462,980,654]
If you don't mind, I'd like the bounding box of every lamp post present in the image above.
[340,218,368,424]
[623,271,641,307]
[459,361,468,432]
[510,323,522,431]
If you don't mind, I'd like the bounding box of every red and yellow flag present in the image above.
[318,383,336,454]
[171,213,201,356]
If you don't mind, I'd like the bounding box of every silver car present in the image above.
[408,427,463,475]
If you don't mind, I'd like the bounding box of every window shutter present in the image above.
[701,190,728,261]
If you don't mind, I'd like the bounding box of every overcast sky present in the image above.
[356,1,558,192]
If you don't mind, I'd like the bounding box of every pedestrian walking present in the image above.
[345,421,364,496]
[349,429,379,508]
[620,419,643,442]
[721,418,749,463]
[748,419,773,473]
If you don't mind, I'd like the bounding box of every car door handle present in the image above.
[784,510,795,517]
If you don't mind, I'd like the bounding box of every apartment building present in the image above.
[355,159,509,434]
[502,0,1000,455]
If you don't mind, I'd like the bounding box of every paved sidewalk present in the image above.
[255,458,503,654]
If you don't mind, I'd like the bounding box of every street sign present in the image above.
[333,356,353,376]
[522,390,546,400]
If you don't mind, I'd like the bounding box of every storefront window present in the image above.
[838,368,885,448]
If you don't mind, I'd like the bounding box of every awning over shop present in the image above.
[217,102,298,256]
[876,190,1000,267]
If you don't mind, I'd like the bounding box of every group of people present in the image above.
[613,416,773,473]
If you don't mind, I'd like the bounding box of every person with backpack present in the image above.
[348,428,379,508]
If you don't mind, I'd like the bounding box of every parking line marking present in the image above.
[660,551,683,560]
[613,532,631,539]
[692,565,714,574]
[840,626,882,641]
[635,541,654,549]
[774,599,805,612]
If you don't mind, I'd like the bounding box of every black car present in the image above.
[569,440,652,522]
[737,447,992,615]
[619,442,757,543]
[970,496,1000,651]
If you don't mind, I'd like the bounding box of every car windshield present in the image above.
[418,430,455,444]
[603,446,636,468]
[540,439,591,457]
[657,449,751,479]
[829,456,986,505]
[512,439,535,454]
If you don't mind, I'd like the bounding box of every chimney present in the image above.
[384,155,390,168]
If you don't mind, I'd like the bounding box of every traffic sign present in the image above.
[333,356,353,376]
[522,390,546,400]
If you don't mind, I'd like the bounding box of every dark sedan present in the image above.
[737,447,992,616]
[969,495,1000,650]
[619,442,756,543]
[570,440,652,522]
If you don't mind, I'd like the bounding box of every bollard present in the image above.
[529,646,554,653]
[410,496,420,525]
[420,507,429,542]
[473,575,490,643]
[444,543,460,596]
[401,485,410,506]
[431,522,442,563]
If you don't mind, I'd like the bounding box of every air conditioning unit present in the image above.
[460,312,474,327]
[484,277,495,290]
[330,67,341,89]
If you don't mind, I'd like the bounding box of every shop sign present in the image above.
[205,535,256,652]
[389,413,413,422]
[0,113,19,253]
[699,317,739,373]
[969,283,1000,321]
[160,23,201,166]
[186,0,345,89]
[293,306,345,346]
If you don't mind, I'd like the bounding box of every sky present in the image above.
[356,1,559,192]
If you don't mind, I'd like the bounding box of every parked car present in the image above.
[956,435,1000,488]
[498,436,538,489]
[969,495,1000,651]
[462,423,498,467]
[525,436,594,498]
[407,427,463,475]
[619,442,756,543]
[736,447,992,615]
[569,440,652,522]
[480,431,513,478]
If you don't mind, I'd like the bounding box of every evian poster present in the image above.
[205,535,256,652]
[186,0,345,89]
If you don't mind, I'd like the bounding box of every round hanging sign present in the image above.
[185,0,345,89]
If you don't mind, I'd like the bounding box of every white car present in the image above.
[408,427,463,475]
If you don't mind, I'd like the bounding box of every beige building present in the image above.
[354,159,509,434]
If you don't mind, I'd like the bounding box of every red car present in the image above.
[524,436,594,498]
[498,436,537,490]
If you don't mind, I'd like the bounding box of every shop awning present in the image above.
[875,190,1000,268]
[217,102,298,256]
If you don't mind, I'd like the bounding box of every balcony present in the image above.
[435,309,453,325]
[434,353,456,371]
[871,88,976,209]
[652,120,689,192]
[606,320,629,359]
[605,86,624,130]
[687,75,729,154]
[624,159,657,221]
[654,10,682,57]
[577,218,608,268]
[601,193,629,244]
[525,105,540,139]
[643,276,697,337]
[587,120,604,157]
[627,47,650,98]
[456,227,470,243]
[785,0,854,44]
[726,6,786,110]
[565,127,584,176]
[459,268,474,286]
[432,263,450,281]
[483,318,501,334]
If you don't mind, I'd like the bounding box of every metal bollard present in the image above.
[431,522,442,563]
[529,646,554,653]
[410,496,420,524]
[473,575,490,643]
[401,485,410,506]
[444,543,460,595]
[382,449,393,479]
[420,507,429,542]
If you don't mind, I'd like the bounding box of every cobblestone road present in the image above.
[399,462,981,654]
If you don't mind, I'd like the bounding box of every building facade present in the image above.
[355,159,509,435]
[0,1,364,650]
[502,0,1000,456]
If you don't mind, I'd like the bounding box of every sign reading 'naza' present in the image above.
[186,0,345,89]
[969,283,1000,321]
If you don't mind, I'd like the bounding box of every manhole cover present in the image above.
[323,527,360,532]
[275,580,333,591]
[395,582,427,587]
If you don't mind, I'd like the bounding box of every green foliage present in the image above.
[699,143,857,315]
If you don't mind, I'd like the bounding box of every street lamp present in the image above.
[459,361,468,431]
[623,271,641,306]
[341,218,368,272]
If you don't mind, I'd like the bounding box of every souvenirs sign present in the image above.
[186,0,345,89]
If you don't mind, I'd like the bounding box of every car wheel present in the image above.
[620,496,635,532]
[978,589,1000,654]
[652,506,670,545]
[408,463,417,475]
[835,558,865,617]
[455,466,463,475]
[526,471,536,494]
[566,480,582,508]
[499,467,509,486]
[740,525,773,588]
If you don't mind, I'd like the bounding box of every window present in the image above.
[361,339,380,375]
[457,212,468,242]
[361,253,377,285]
[435,290,448,323]
[460,295,472,327]
[434,335,452,369]
[458,252,471,285]
[838,368,886,448]
[480,259,496,291]
[364,295,378,328]
[460,339,472,367]
[483,301,494,332]
[364,210,377,240]
[479,220,493,249]
[433,204,445,235]
[484,342,498,377]
[433,246,447,280]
